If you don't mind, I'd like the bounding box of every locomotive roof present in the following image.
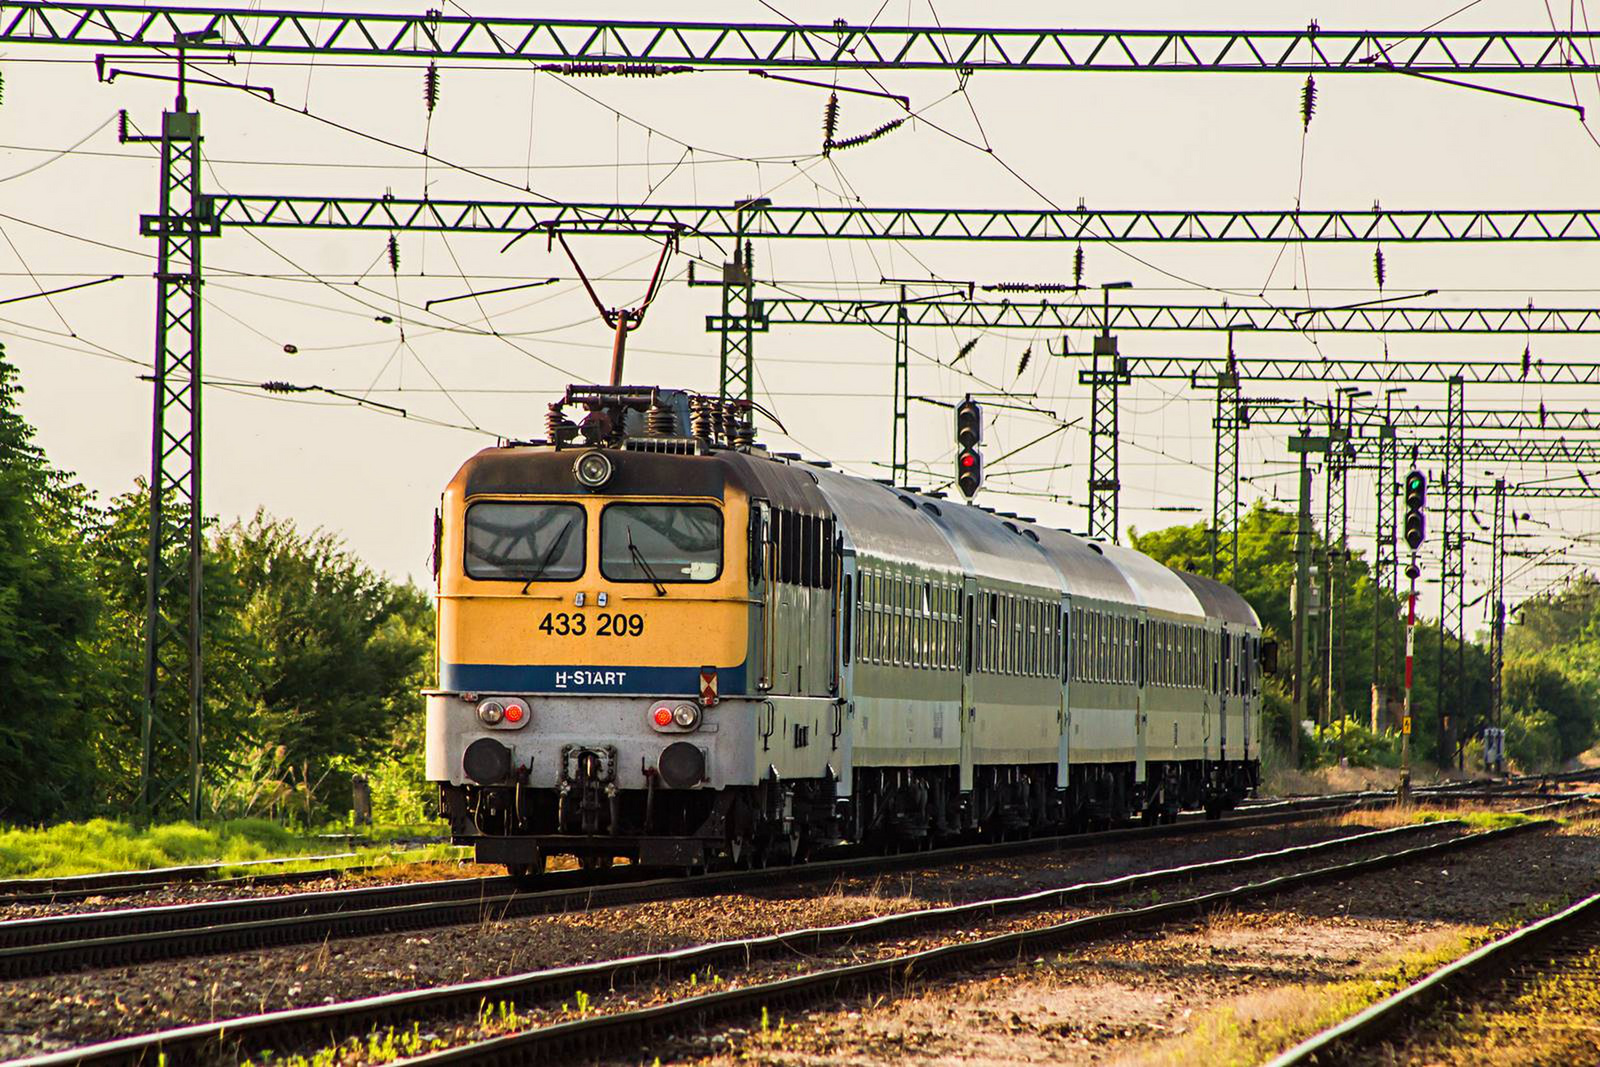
[452,445,833,517]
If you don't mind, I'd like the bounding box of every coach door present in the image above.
[1056,595,1072,788]
[959,575,978,793]
[832,547,857,798]
[1135,612,1148,784]
[1218,626,1231,762]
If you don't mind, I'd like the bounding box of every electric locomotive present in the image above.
[425,385,1268,876]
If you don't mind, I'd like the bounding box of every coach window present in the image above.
[464,501,586,582]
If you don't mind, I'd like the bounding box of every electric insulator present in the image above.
[1522,345,1532,376]
[732,406,755,448]
[546,402,577,445]
[955,337,978,365]
[282,343,298,355]
[822,91,841,155]
[1017,347,1032,377]
[690,396,715,440]
[261,380,294,393]
[423,62,441,114]
[744,240,755,278]
[387,234,401,274]
[985,281,1077,294]
[1073,245,1085,288]
[720,398,740,443]
[539,62,692,76]
[646,397,676,436]
[1374,247,1386,290]
[1300,74,1317,130]
[829,117,905,152]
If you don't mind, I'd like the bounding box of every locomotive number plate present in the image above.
[538,611,645,637]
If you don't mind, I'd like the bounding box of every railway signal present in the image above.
[1403,469,1427,549]
[955,395,984,498]
[1398,465,1426,804]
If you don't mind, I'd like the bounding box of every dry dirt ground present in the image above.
[689,816,1600,1067]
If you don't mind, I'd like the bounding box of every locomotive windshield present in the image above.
[600,503,723,583]
[464,502,585,581]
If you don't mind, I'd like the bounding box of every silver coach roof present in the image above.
[1096,542,1208,620]
[1027,525,1141,607]
[915,498,1065,591]
[810,470,962,574]
[1174,570,1263,629]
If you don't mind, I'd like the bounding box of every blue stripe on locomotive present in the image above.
[440,662,749,696]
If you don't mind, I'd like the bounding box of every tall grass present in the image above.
[0,818,345,879]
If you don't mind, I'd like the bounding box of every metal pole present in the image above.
[138,74,207,819]
[718,208,756,405]
[1292,437,1314,767]
[1437,375,1465,769]
[1085,282,1130,541]
[1209,352,1241,582]
[1489,477,1507,767]
[1320,401,1338,729]
[891,285,909,487]
[1372,389,1400,730]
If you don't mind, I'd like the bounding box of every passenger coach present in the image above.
[425,386,1266,875]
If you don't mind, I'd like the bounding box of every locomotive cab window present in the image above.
[464,501,585,582]
[600,503,723,583]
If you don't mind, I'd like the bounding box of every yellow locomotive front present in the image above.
[426,388,774,872]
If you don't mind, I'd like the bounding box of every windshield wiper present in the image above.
[521,519,576,594]
[627,527,667,597]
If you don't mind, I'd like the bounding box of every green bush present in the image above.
[1309,717,1404,769]
[1505,707,1561,772]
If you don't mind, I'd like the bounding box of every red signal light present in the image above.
[961,453,976,468]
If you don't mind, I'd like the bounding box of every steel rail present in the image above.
[393,820,1553,1067]
[5,6,1600,73]
[0,847,463,907]
[1265,886,1600,1065]
[0,802,1352,979]
[19,816,1485,1067]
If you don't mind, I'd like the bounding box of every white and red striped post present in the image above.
[1399,562,1419,804]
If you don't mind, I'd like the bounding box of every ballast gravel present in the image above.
[0,812,1463,1060]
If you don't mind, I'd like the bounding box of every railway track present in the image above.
[16,812,1527,1067]
[397,819,1554,1067]
[0,849,466,908]
[0,800,1354,981]
[1268,885,1600,1065]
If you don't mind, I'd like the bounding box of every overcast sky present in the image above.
[5,1,1600,626]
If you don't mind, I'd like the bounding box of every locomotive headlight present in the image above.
[477,699,506,725]
[573,450,613,489]
[672,703,701,729]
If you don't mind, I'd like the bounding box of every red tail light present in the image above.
[653,706,674,727]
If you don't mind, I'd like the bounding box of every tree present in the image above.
[211,513,432,807]
[1503,657,1596,765]
[0,349,105,822]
